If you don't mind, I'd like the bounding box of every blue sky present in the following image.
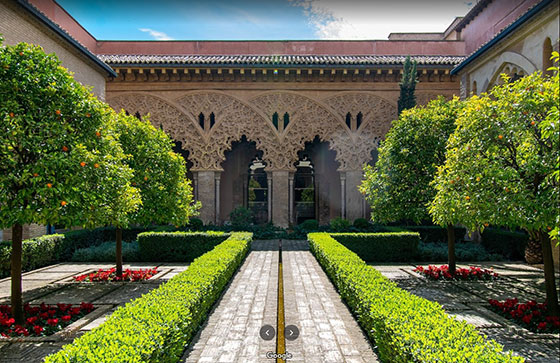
[57,0,475,41]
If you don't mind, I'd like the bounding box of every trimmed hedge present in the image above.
[331,232,420,262]
[0,234,65,278]
[406,225,467,243]
[45,232,252,363]
[71,241,141,262]
[309,233,524,362]
[137,231,228,262]
[482,228,528,260]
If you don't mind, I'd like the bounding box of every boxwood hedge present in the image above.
[0,234,65,278]
[45,232,252,363]
[309,233,523,362]
[137,231,228,262]
[331,232,420,262]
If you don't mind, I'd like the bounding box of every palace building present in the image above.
[1,0,558,237]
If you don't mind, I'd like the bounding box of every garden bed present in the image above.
[488,298,560,334]
[72,267,159,282]
[1,302,95,338]
[414,265,499,281]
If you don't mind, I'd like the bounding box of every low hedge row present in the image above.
[0,234,65,278]
[331,232,420,262]
[137,231,228,262]
[45,232,252,363]
[481,228,528,260]
[308,233,523,362]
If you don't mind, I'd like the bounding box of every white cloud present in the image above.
[138,28,174,40]
[289,0,474,40]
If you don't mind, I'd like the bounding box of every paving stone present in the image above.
[448,310,502,328]
[92,282,163,304]
[30,283,120,305]
[22,271,77,281]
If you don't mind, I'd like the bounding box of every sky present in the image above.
[57,0,475,41]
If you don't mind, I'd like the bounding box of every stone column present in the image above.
[340,172,346,219]
[271,170,290,228]
[215,174,221,225]
[196,171,217,225]
[288,174,294,226]
[344,170,365,222]
[267,174,272,223]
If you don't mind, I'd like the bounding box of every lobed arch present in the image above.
[250,91,353,171]
[175,91,284,170]
[485,51,537,92]
[323,92,397,169]
[107,93,208,169]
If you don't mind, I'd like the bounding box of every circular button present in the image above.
[259,324,275,341]
[285,325,299,341]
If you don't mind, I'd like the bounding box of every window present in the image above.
[356,112,363,129]
[345,112,352,129]
[198,113,205,129]
[272,112,279,129]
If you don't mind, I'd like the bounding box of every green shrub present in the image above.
[186,217,204,231]
[405,225,467,243]
[71,241,140,262]
[329,217,351,232]
[308,233,523,362]
[352,218,370,230]
[137,231,228,262]
[481,228,528,260]
[229,206,253,230]
[417,241,504,262]
[331,232,420,262]
[298,219,319,231]
[0,234,64,278]
[45,232,252,363]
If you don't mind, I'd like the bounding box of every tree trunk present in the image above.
[447,224,456,275]
[11,224,24,324]
[539,230,559,317]
[116,227,123,277]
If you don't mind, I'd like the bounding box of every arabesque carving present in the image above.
[109,91,398,172]
[175,92,285,170]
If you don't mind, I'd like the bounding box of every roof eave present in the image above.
[15,0,117,78]
[451,0,553,75]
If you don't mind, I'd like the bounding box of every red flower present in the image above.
[26,316,39,325]
[47,318,59,326]
[538,322,547,330]
[40,312,49,320]
[522,314,532,324]
[33,325,43,335]
[61,315,72,322]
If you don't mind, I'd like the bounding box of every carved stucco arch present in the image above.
[486,51,537,92]
[107,93,208,168]
[175,91,284,170]
[323,92,397,169]
[250,91,353,171]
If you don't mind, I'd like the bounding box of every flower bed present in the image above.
[414,264,499,281]
[45,232,252,362]
[0,302,95,338]
[73,267,158,282]
[488,298,560,333]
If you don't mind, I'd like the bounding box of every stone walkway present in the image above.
[181,240,378,362]
[368,262,560,363]
[0,262,189,362]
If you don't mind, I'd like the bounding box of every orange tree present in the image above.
[110,111,199,276]
[0,41,139,323]
[430,54,559,316]
[360,97,463,273]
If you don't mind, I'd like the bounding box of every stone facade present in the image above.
[104,68,459,226]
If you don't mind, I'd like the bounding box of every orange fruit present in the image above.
[47,183,52,188]
[132,182,136,186]
[9,112,14,118]
[530,121,535,126]
[450,180,455,184]
[80,162,86,167]
[94,163,99,168]
[33,173,38,177]
[55,110,61,116]
[465,196,470,200]
[505,187,510,192]
[62,146,69,152]
[484,223,489,227]
[86,113,91,118]
[476,177,480,182]
[498,135,503,140]
[95,131,101,137]
[60,201,67,206]
[144,176,148,181]
[19,52,23,56]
